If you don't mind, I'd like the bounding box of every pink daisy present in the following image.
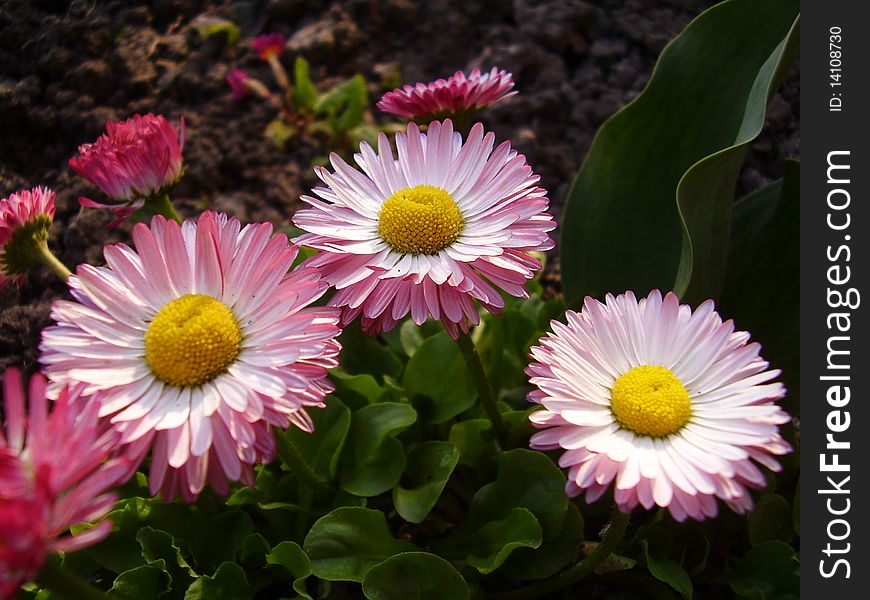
[39,211,342,502]
[1,368,129,596]
[0,187,56,288]
[376,67,516,122]
[227,68,252,100]
[252,33,287,60]
[69,113,185,223]
[292,119,555,337]
[526,291,793,522]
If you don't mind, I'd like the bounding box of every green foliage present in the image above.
[393,441,460,523]
[190,15,240,45]
[404,331,476,422]
[362,553,469,600]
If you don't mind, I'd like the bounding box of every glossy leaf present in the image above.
[448,419,498,468]
[464,508,543,574]
[642,540,693,600]
[184,562,250,600]
[748,494,795,546]
[560,0,799,303]
[304,507,416,582]
[362,552,469,600]
[404,331,475,423]
[339,402,417,496]
[136,526,195,591]
[267,541,314,600]
[393,441,460,523]
[187,512,253,575]
[500,502,584,580]
[727,541,799,600]
[107,564,171,600]
[282,395,350,481]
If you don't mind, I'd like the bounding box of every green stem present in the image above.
[35,559,107,600]
[35,241,72,282]
[276,432,334,496]
[486,509,631,600]
[454,333,509,446]
[145,192,182,223]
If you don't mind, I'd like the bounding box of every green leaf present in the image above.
[339,402,417,496]
[304,507,416,582]
[293,57,318,112]
[362,552,469,600]
[315,75,368,135]
[399,319,425,357]
[448,419,498,468]
[719,160,799,410]
[331,369,389,404]
[393,441,460,523]
[238,533,271,568]
[727,541,799,600]
[107,564,171,600]
[641,540,693,600]
[184,562,250,600]
[267,541,314,600]
[337,324,403,381]
[190,15,240,45]
[560,0,800,303]
[464,508,543,574]
[187,512,253,575]
[404,331,476,423]
[748,494,795,546]
[136,526,195,591]
[500,502,584,580]
[264,119,296,151]
[282,395,350,480]
[477,308,539,394]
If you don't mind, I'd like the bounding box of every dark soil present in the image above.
[0,0,799,371]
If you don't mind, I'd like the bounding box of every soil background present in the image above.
[0,0,799,370]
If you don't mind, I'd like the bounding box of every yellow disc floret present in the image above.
[145,294,242,387]
[610,365,692,437]
[377,185,464,255]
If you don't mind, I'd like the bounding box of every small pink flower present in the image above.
[377,67,516,121]
[292,119,555,337]
[252,33,287,60]
[0,369,130,595]
[527,291,793,522]
[69,113,185,205]
[40,211,342,502]
[0,187,56,288]
[227,68,251,100]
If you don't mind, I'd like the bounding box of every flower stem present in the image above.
[485,508,631,599]
[276,431,334,496]
[35,559,107,600]
[145,192,182,223]
[35,240,72,282]
[455,333,509,446]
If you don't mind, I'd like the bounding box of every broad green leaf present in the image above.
[748,495,794,546]
[264,119,296,151]
[107,564,171,600]
[331,369,389,404]
[404,332,476,423]
[642,540,693,600]
[727,541,799,600]
[136,526,195,591]
[337,324,403,381]
[184,562,250,600]
[238,533,271,568]
[500,502,584,580]
[448,419,498,468]
[316,75,368,134]
[190,15,239,45]
[476,308,539,395]
[393,441,460,523]
[339,402,417,496]
[464,508,542,574]
[304,507,416,582]
[293,57,318,112]
[560,0,799,303]
[282,395,350,480]
[267,541,314,600]
[187,512,253,575]
[719,160,799,411]
[362,552,469,600]
[399,319,425,357]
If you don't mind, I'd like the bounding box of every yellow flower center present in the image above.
[610,365,692,437]
[145,294,242,387]
[377,185,464,255]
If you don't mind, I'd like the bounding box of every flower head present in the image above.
[526,291,793,522]
[69,113,185,206]
[252,33,287,60]
[40,211,342,502]
[376,68,516,122]
[227,68,251,100]
[0,187,56,288]
[1,369,129,596]
[293,120,554,337]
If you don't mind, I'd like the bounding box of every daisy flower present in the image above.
[292,119,555,337]
[1,186,68,286]
[1,368,129,596]
[69,113,185,224]
[376,67,516,122]
[39,211,342,502]
[526,290,793,522]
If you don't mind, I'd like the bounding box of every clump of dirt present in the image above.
[0,0,799,370]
